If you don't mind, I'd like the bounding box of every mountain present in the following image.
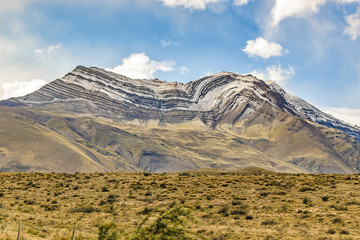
[267,81,360,142]
[1,65,360,173]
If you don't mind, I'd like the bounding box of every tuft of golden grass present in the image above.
[0,169,360,239]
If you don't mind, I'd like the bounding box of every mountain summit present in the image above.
[1,66,360,173]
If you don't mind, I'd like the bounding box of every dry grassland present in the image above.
[0,168,359,239]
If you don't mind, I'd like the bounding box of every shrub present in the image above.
[230,210,246,215]
[138,207,154,215]
[303,197,311,204]
[231,200,243,206]
[245,215,254,220]
[260,192,269,197]
[42,204,59,211]
[69,206,100,213]
[179,172,190,177]
[98,222,118,240]
[129,205,192,240]
[321,196,329,202]
[24,200,36,205]
[261,220,277,226]
[332,217,344,224]
[330,205,348,211]
[299,187,316,192]
[130,182,143,190]
[218,206,229,216]
[107,194,117,204]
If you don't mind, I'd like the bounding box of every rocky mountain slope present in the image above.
[1,66,360,173]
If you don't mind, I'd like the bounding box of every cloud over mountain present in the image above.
[243,37,287,59]
[106,53,176,79]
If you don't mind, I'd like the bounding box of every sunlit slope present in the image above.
[1,106,359,173]
[0,107,139,172]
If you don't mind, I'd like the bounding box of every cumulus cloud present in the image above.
[0,79,47,100]
[344,8,360,40]
[270,0,360,27]
[106,53,176,79]
[322,107,360,126]
[233,0,250,6]
[242,37,287,59]
[157,0,225,10]
[249,64,295,83]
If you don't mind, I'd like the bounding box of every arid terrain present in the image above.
[0,168,359,239]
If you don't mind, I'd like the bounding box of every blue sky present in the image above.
[0,0,360,125]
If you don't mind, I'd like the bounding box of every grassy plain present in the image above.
[0,168,360,239]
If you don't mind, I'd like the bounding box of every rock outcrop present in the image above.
[1,65,360,173]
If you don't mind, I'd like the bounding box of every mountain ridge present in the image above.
[1,65,360,174]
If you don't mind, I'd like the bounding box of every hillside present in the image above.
[1,66,360,173]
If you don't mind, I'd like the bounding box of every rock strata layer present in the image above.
[1,65,360,173]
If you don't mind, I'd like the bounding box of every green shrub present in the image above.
[129,205,192,240]
[69,206,100,213]
[98,222,118,240]
[332,217,344,224]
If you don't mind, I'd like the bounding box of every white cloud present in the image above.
[0,79,47,100]
[157,0,225,10]
[106,53,176,79]
[204,71,214,76]
[180,66,190,75]
[249,64,295,83]
[344,8,360,40]
[322,107,360,126]
[161,40,172,47]
[34,44,61,59]
[161,39,179,47]
[0,0,36,14]
[266,64,294,82]
[249,70,266,80]
[242,37,287,59]
[270,0,360,27]
[270,0,326,27]
[233,0,249,6]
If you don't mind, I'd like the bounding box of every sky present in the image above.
[0,0,360,125]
